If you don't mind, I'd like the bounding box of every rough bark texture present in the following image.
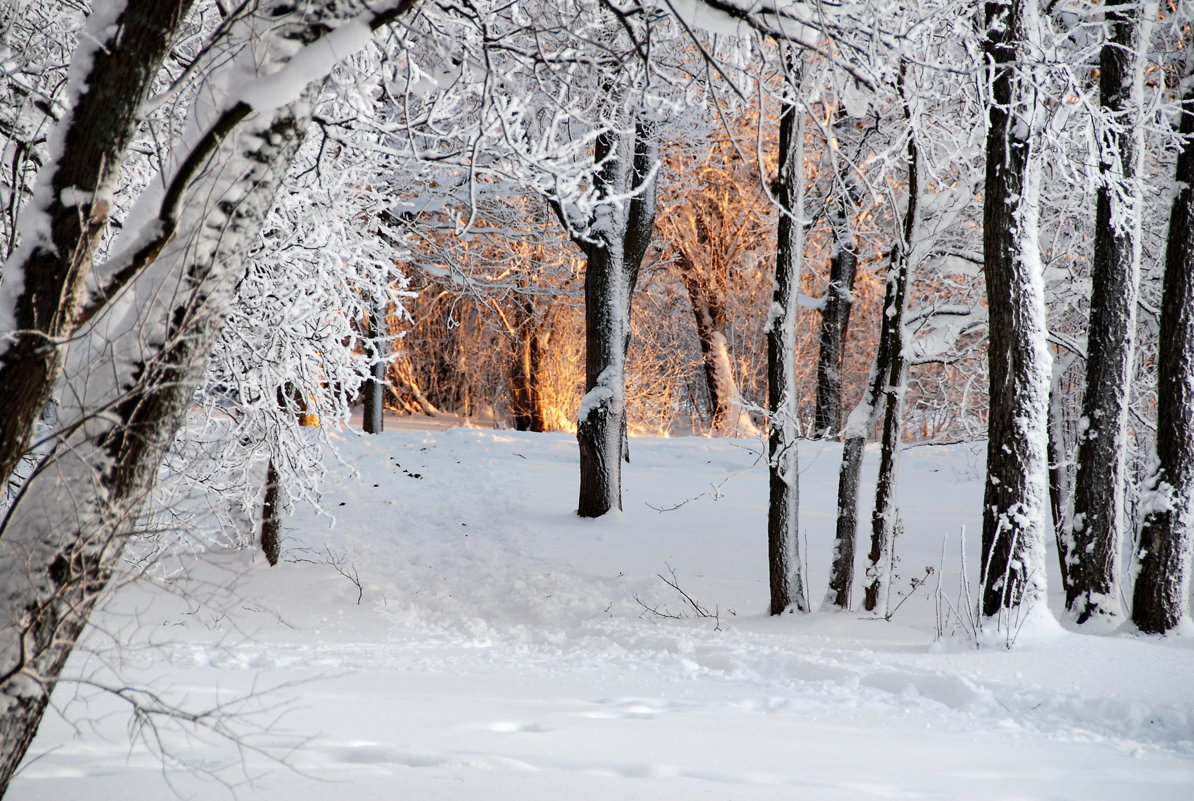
[0,0,195,494]
[864,262,909,614]
[1131,68,1194,635]
[980,0,1051,620]
[1047,381,1071,597]
[0,98,313,794]
[576,120,657,518]
[863,70,918,616]
[1066,0,1142,625]
[814,209,859,439]
[767,56,809,615]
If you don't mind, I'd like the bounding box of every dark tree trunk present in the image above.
[863,65,918,615]
[510,295,550,432]
[767,53,809,615]
[0,92,315,795]
[363,302,388,434]
[1132,65,1194,635]
[864,257,910,614]
[980,0,1051,620]
[814,208,859,439]
[1066,0,1141,625]
[0,0,196,494]
[576,119,657,517]
[261,458,283,566]
[0,0,423,780]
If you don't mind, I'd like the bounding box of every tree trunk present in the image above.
[0,0,196,495]
[509,294,550,432]
[363,302,388,434]
[767,53,809,615]
[980,0,1051,622]
[260,458,283,566]
[576,118,657,517]
[678,256,740,434]
[863,65,918,616]
[1066,0,1143,625]
[1047,365,1072,597]
[1131,60,1194,635]
[814,204,859,439]
[0,2,418,787]
[825,259,901,610]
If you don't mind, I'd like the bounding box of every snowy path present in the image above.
[13,429,1194,799]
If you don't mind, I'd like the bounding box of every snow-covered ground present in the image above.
[12,424,1194,800]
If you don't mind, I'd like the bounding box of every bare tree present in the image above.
[0,1,417,790]
[980,0,1051,621]
[863,65,918,615]
[767,49,809,615]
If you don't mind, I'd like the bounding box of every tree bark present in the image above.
[261,458,283,565]
[767,52,809,615]
[363,302,388,434]
[824,283,895,611]
[1047,366,1072,597]
[576,117,657,517]
[0,0,196,495]
[0,2,418,788]
[980,0,1051,621]
[814,195,859,439]
[509,294,550,432]
[1066,0,1143,625]
[1131,59,1194,635]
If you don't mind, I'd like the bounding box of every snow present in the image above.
[11,423,1194,800]
[237,17,375,112]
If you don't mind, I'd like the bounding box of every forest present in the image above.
[0,0,1192,798]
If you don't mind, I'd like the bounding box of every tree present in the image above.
[813,104,864,440]
[574,114,659,516]
[0,1,417,790]
[979,0,1051,622]
[767,48,810,614]
[1064,0,1145,626]
[657,109,768,436]
[863,64,918,615]
[1131,44,1194,635]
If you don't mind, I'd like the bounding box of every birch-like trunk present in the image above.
[1066,0,1144,626]
[363,302,388,434]
[767,54,809,615]
[980,0,1051,622]
[678,258,743,434]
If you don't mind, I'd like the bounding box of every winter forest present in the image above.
[1,0,1193,798]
